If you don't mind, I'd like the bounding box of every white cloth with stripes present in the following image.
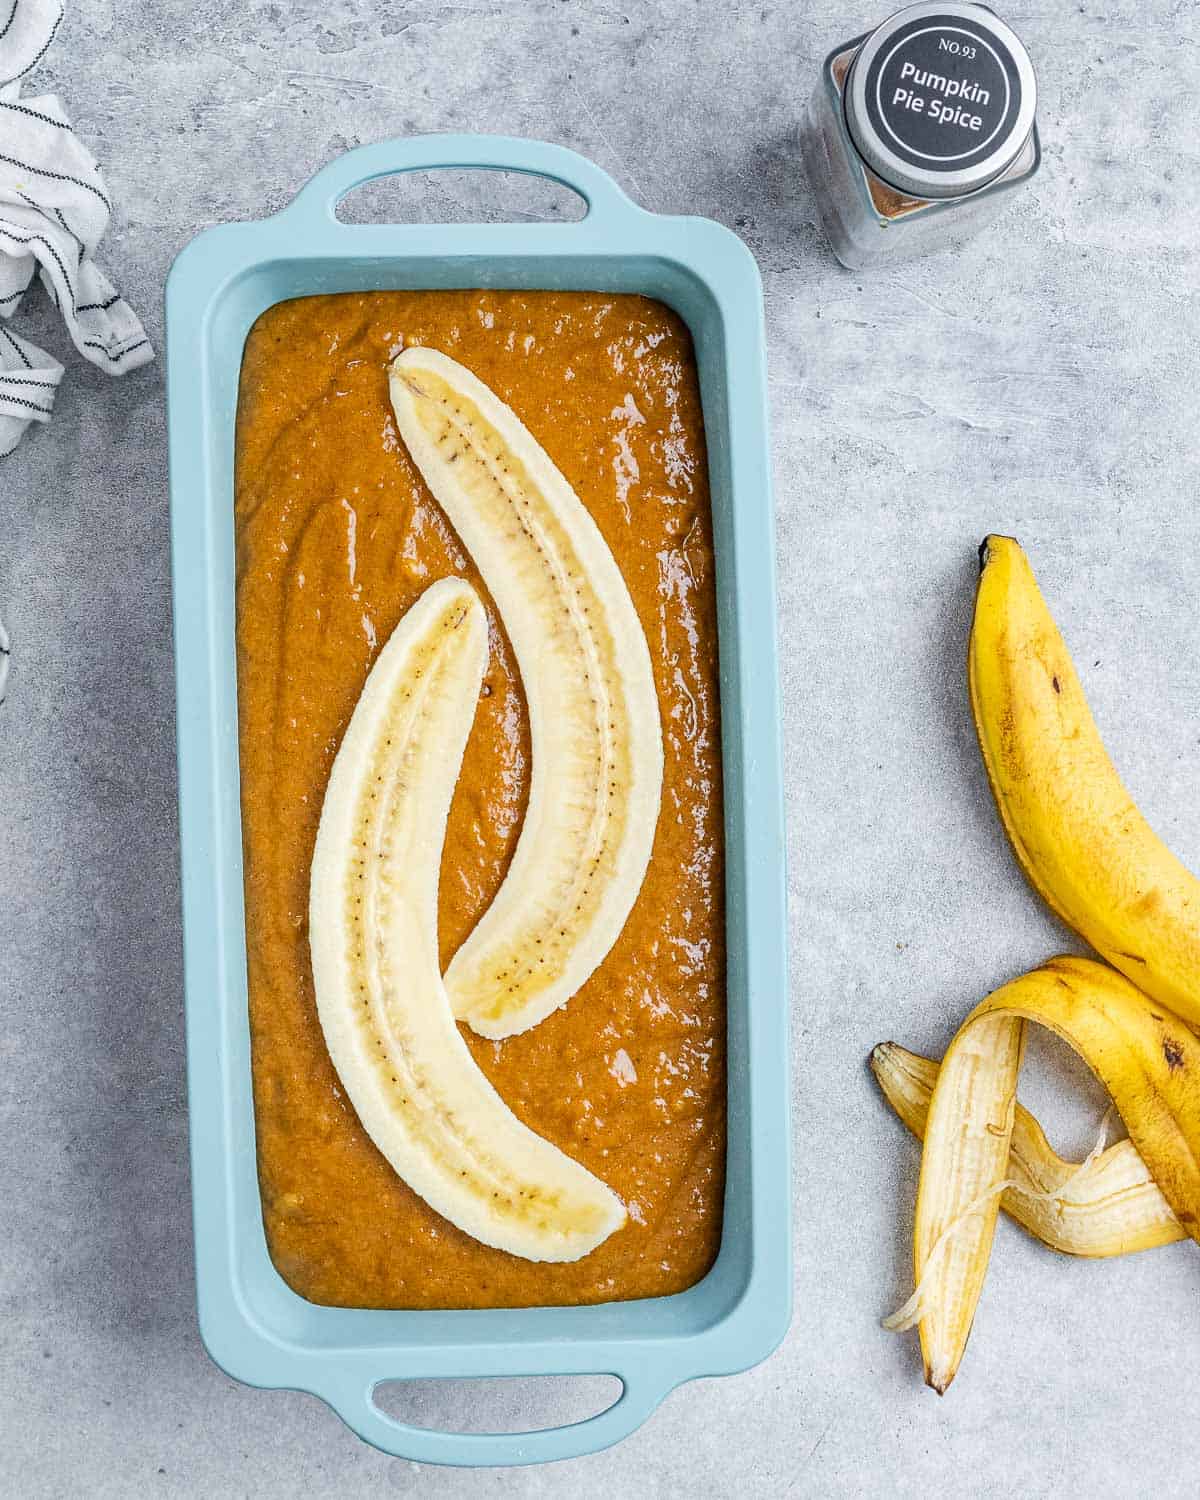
[0,0,152,457]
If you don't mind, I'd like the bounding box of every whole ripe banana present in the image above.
[871,1042,1182,1257]
[389,348,663,1040]
[970,536,1200,1026]
[906,957,1200,1394]
[309,577,626,1262]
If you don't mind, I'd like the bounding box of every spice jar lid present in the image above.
[844,1,1037,200]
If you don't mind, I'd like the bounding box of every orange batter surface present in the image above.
[235,290,725,1308]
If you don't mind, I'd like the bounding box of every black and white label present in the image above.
[861,13,1023,174]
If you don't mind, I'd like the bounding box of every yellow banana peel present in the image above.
[898,957,1200,1394]
[970,535,1200,1028]
[871,1041,1183,1258]
[906,1010,1024,1394]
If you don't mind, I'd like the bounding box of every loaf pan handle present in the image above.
[280,133,642,228]
[323,1368,673,1466]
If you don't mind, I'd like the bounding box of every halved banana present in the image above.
[309,576,626,1261]
[389,347,663,1040]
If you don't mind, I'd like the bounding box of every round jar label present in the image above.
[860,12,1024,175]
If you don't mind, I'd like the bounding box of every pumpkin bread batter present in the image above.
[235,290,725,1308]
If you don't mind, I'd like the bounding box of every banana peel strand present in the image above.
[871,1042,1183,1257]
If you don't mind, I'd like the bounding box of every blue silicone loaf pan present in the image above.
[165,135,790,1467]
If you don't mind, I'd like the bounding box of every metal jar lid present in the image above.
[844,2,1037,200]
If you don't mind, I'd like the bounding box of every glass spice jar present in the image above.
[801,1,1040,268]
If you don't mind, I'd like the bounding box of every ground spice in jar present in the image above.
[802,1,1040,267]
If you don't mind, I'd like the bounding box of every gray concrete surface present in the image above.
[2,0,1199,1493]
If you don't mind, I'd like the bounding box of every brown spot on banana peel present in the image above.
[1164,1037,1186,1071]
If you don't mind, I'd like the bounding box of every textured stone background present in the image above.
[2,0,1199,1494]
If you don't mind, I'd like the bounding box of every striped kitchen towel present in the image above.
[0,0,153,457]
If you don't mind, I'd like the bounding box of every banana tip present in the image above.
[925,1365,953,1396]
[977,533,1022,575]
